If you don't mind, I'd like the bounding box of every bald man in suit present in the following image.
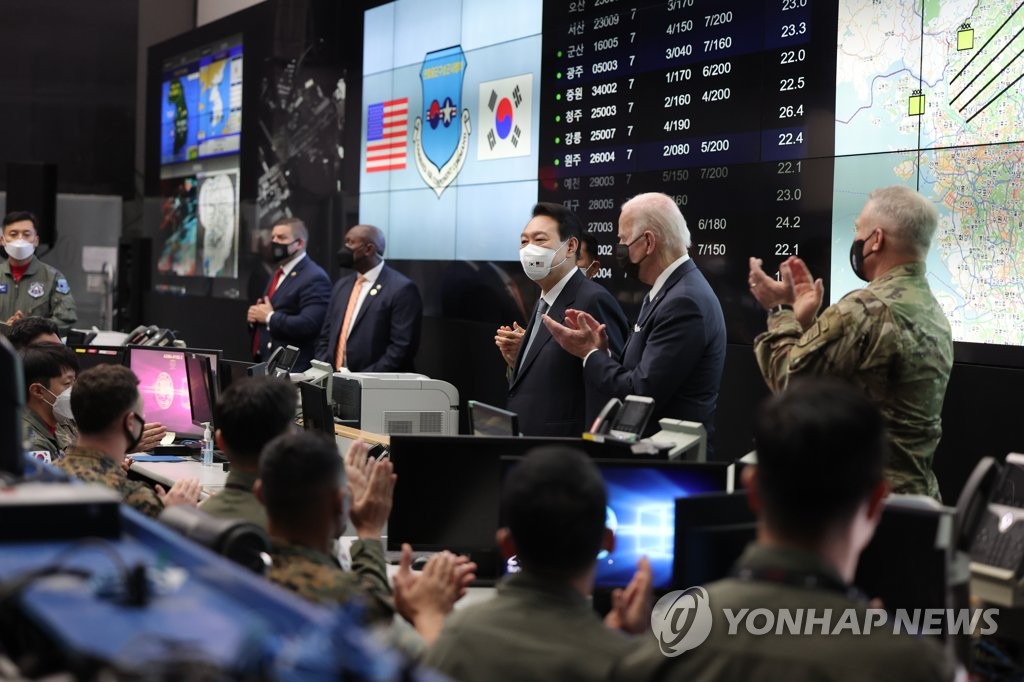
[315,224,422,372]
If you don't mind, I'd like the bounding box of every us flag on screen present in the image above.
[365,98,408,172]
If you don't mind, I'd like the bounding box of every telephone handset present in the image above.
[590,398,621,435]
[954,456,1002,553]
[589,395,656,442]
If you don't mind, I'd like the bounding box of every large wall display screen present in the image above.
[157,34,243,280]
[361,0,1024,360]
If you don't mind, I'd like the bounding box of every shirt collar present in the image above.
[498,571,594,611]
[541,266,577,307]
[360,260,385,285]
[278,251,306,277]
[64,446,125,479]
[648,253,690,300]
[270,539,341,567]
[734,543,848,588]
[225,468,259,489]
[2,258,39,277]
[869,261,926,287]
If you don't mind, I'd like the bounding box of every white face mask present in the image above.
[43,386,75,424]
[520,241,568,281]
[4,239,35,261]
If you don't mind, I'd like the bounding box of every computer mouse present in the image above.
[411,555,430,571]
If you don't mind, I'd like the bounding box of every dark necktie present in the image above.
[637,293,651,326]
[519,299,550,373]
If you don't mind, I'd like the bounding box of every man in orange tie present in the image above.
[315,224,422,372]
[248,217,332,372]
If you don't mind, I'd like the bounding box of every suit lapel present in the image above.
[351,265,388,332]
[512,271,582,387]
[270,257,306,303]
[623,260,693,353]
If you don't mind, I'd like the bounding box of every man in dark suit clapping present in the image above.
[316,224,422,372]
[544,193,726,451]
[496,203,627,437]
[248,217,332,372]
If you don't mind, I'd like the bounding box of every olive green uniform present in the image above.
[612,544,954,682]
[56,446,163,518]
[0,258,77,329]
[198,470,267,530]
[424,572,636,682]
[22,408,60,460]
[267,538,393,623]
[754,262,953,498]
[21,408,77,461]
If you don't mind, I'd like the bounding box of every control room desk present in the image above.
[128,424,389,498]
[129,459,228,499]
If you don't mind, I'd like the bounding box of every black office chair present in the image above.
[159,506,271,575]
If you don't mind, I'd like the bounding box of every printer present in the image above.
[332,372,459,436]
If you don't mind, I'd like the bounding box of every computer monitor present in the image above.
[388,439,506,578]
[593,460,730,589]
[185,353,215,428]
[299,381,334,436]
[386,435,731,583]
[468,400,520,436]
[127,346,222,439]
[0,335,24,476]
[219,358,254,393]
[68,345,126,372]
[673,492,756,589]
[855,499,953,614]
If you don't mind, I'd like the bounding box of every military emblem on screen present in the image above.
[413,46,471,198]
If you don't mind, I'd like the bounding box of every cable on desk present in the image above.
[0,537,130,608]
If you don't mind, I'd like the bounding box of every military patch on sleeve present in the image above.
[28,282,45,298]
[0,283,7,294]
[55,278,70,294]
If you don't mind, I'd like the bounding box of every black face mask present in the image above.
[337,246,355,269]
[337,241,370,268]
[271,240,297,263]
[849,238,870,282]
[614,233,647,279]
[125,412,145,453]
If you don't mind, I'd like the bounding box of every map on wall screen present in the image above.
[831,0,1024,347]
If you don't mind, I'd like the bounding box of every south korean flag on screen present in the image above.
[477,74,533,160]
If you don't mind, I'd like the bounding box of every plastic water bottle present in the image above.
[201,422,215,467]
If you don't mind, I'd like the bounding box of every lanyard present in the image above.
[730,566,868,604]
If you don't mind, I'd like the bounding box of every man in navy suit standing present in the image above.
[248,217,332,372]
[315,224,422,372]
[495,203,627,437]
[543,193,726,451]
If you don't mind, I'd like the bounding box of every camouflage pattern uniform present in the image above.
[611,544,953,682]
[198,470,267,530]
[268,538,393,623]
[424,572,635,682]
[754,262,953,499]
[0,257,77,329]
[56,446,164,517]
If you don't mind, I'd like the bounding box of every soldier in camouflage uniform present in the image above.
[20,343,79,462]
[1,212,77,330]
[257,432,471,644]
[257,432,395,622]
[55,364,200,516]
[748,186,953,499]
